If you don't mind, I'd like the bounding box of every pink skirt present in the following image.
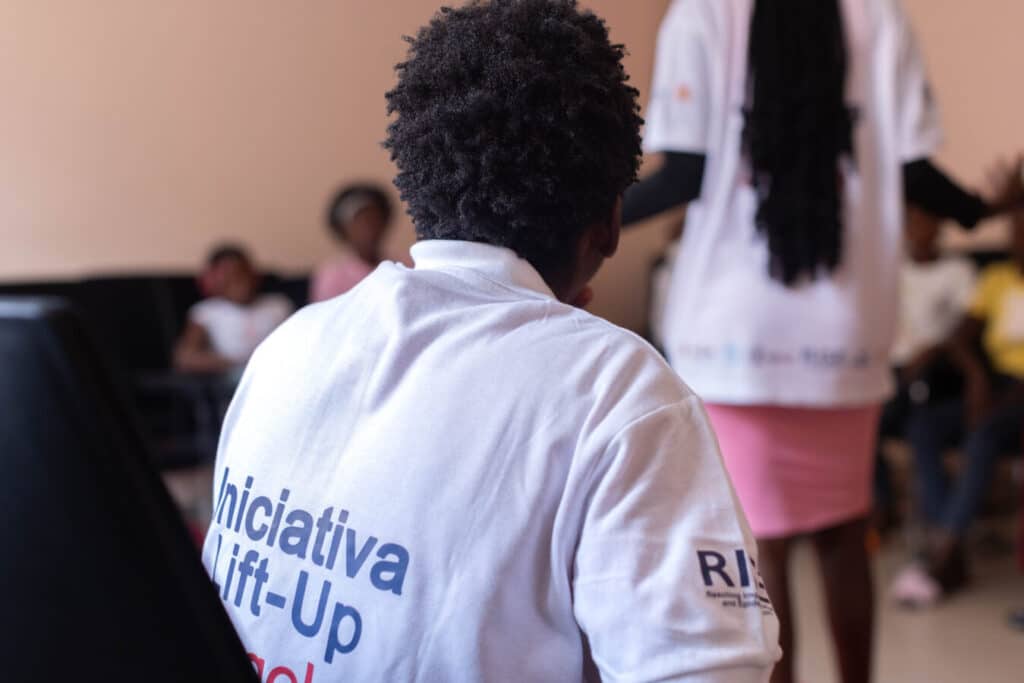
[705,403,881,539]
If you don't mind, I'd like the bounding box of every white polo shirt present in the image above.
[645,0,942,406]
[202,240,779,682]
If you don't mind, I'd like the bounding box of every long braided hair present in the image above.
[741,0,857,285]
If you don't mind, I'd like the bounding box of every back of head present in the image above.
[742,0,855,285]
[385,0,643,276]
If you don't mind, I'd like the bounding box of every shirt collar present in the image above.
[410,240,556,299]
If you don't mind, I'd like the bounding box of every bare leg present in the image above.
[759,535,795,683]
[810,518,874,683]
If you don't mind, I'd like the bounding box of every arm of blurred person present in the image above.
[622,152,705,226]
[944,315,991,427]
[904,154,1024,228]
[903,160,987,228]
[173,322,235,374]
[622,3,709,229]
[574,397,781,681]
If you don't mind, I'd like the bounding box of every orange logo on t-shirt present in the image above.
[676,84,693,101]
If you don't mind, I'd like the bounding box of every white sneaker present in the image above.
[889,563,942,608]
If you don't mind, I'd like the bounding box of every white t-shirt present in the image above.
[202,240,780,682]
[645,0,942,406]
[188,294,294,364]
[890,256,975,365]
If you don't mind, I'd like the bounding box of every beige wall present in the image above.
[2,1,1021,331]
[904,0,1024,252]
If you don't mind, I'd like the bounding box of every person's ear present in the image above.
[594,196,622,259]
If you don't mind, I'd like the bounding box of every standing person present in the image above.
[311,184,394,302]
[203,1,780,681]
[623,1,1023,682]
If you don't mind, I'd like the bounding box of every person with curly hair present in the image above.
[623,2,1024,682]
[201,1,780,680]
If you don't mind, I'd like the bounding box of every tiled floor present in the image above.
[793,538,1023,683]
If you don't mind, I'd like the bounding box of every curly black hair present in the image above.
[742,0,857,285]
[385,0,643,274]
[326,183,394,241]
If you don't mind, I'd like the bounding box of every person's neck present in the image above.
[352,246,380,265]
[534,264,575,303]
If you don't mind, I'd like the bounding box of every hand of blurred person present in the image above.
[983,153,1024,216]
[173,322,238,375]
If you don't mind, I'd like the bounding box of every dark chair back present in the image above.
[0,297,257,682]
[77,276,180,372]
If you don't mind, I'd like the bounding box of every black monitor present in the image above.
[0,297,257,682]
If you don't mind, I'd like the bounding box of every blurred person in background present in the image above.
[893,205,1024,606]
[622,0,1023,681]
[873,205,976,529]
[174,244,293,373]
[311,183,394,302]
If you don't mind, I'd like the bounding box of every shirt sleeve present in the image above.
[187,300,214,329]
[622,152,707,225]
[893,2,943,161]
[574,397,781,682]
[643,2,712,154]
[903,160,985,229]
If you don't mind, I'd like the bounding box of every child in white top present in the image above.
[875,206,975,525]
[892,206,976,377]
[175,245,293,373]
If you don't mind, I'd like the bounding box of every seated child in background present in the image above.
[890,206,976,390]
[174,244,293,373]
[892,210,1024,606]
[310,184,394,302]
[874,206,976,523]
